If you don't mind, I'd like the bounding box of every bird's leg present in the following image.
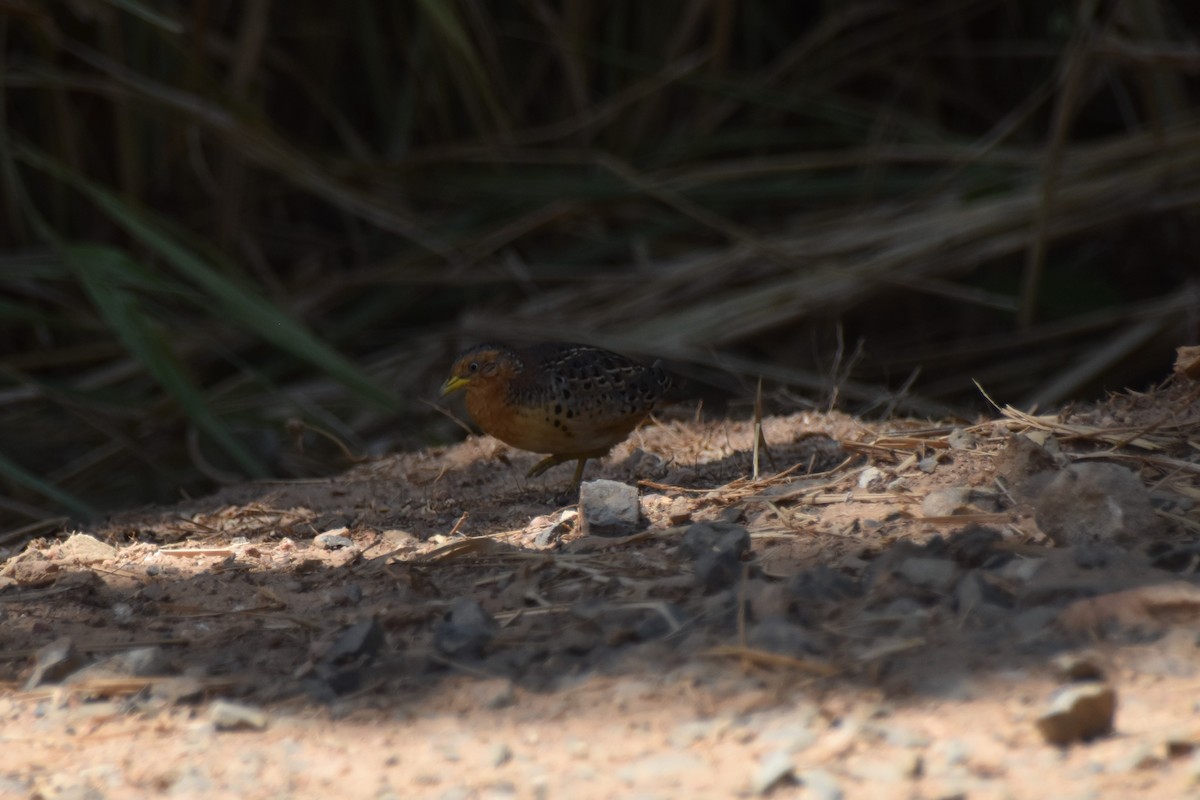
[570,458,587,489]
[526,450,608,485]
[527,454,569,478]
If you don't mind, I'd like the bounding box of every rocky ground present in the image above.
[2,367,1200,799]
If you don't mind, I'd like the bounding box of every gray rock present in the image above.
[746,616,823,658]
[1035,463,1157,546]
[1036,683,1116,745]
[578,479,641,537]
[313,530,353,550]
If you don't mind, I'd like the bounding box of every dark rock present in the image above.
[678,522,750,562]
[746,616,824,658]
[679,522,750,592]
[895,557,961,593]
[322,618,385,667]
[695,547,743,592]
[786,566,861,607]
[946,525,1006,568]
[434,599,498,659]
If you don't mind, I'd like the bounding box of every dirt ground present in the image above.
[3,374,1200,799]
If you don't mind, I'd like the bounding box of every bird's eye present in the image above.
[468,361,480,373]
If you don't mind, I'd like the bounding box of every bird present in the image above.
[440,342,671,489]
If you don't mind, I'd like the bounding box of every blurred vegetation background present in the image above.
[2,0,1199,533]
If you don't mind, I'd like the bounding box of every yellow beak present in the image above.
[440,375,470,396]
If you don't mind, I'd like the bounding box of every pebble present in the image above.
[208,700,269,731]
[667,496,694,525]
[1035,683,1116,745]
[858,466,885,489]
[57,532,117,564]
[921,487,977,517]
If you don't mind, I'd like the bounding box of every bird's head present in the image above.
[440,343,521,396]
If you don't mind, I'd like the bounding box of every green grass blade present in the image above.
[15,144,399,412]
[68,244,269,477]
[0,449,98,519]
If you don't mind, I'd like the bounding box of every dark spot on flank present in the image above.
[555,404,562,414]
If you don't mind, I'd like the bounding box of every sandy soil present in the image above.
[2,383,1200,799]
